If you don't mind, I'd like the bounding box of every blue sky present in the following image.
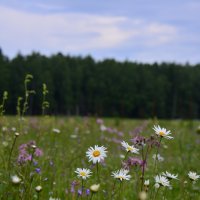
[0,0,200,64]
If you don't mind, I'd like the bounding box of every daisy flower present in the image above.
[162,171,178,180]
[188,171,200,181]
[121,141,139,154]
[86,145,107,164]
[11,175,21,184]
[144,179,150,186]
[75,168,92,180]
[153,125,173,139]
[155,175,171,187]
[111,169,131,181]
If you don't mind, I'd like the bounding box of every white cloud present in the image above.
[0,5,178,57]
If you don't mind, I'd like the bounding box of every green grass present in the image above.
[0,116,200,199]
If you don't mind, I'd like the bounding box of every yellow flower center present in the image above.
[118,176,124,180]
[159,131,165,136]
[127,146,133,151]
[93,150,100,157]
[80,172,86,177]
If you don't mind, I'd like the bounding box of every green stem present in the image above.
[96,163,100,182]
[90,193,94,200]
[153,137,162,173]
[8,135,18,175]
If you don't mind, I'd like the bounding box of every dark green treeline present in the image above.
[0,49,200,118]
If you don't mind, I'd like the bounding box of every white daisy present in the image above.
[121,141,139,154]
[111,169,131,181]
[162,171,178,180]
[11,175,21,184]
[86,145,107,164]
[100,124,107,132]
[153,125,173,139]
[52,128,60,133]
[188,171,200,181]
[155,175,171,187]
[75,168,92,180]
[144,179,150,186]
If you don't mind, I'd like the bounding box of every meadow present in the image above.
[0,115,200,200]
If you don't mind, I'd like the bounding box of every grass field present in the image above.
[0,116,200,199]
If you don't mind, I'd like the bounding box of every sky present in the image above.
[0,0,200,64]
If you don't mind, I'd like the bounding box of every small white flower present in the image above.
[86,145,107,164]
[11,127,16,132]
[121,141,139,154]
[144,179,150,186]
[188,171,200,181]
[152,154,164,162]
[49,197,60,200]
[52,128,60,133]
[154,183,160,189]
[15,132,20,137]
[100,124,107,132]
[153,125,173,139]
[90,184,100,192]
[111,169,131,181]
[11,175,21,184]
[35,185,42,192]
[162,171,178,180]
[155,175,171,187]
[2,126,7,132]
[70,134,77,139]
[75,168,92,180]
[119,154,125,159]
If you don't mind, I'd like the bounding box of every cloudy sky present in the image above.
[0,0,200,63]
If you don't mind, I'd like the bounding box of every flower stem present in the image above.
[153,137,162,173]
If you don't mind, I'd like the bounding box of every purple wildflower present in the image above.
[123,157,144,170]
[78,189,82,196]
[86,189,90,196]
[96,118,104,124]
[34,148,43,157]
[35,168,41,174]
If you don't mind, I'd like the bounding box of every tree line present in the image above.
[0,48,200,118]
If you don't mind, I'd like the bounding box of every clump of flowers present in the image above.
[17,140,43,164]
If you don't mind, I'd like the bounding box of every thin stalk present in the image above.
[153,137,162,173]
[8,135,18,175]
[96,163,100,182]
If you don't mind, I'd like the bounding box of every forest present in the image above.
[0,48,200,119]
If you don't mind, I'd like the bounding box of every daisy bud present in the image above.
[31,145,37,149]
[139,191,147,200]
[11,175,21,185]
[35,185,42,192]
[15,132,20,137]
[90,184,100,192]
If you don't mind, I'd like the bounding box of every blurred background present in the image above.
[0,0,200,118]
